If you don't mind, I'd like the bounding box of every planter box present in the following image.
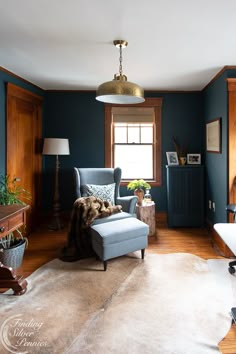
[0,239,26,269]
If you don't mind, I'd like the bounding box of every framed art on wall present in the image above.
[166,152,179,165]
[206,118,221,153]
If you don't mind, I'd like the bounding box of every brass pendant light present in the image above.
[96,40,145,104]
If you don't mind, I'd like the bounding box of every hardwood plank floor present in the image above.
[2,214,236,353]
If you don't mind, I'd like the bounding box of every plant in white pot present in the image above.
[127,179,151,206]
[0,175,31,268]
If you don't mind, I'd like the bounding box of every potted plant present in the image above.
[127,179,151,206]
[0,175,31,268]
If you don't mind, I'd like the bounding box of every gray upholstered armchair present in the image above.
[73,167,137,220]
[61,167,148,270]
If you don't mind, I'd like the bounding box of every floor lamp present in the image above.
[43,138,70,230]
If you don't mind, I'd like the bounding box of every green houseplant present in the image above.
[0,175,31,268]
[127,179,151,206]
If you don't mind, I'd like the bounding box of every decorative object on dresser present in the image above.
[172,136,188,165]
[42,138,70,231]
[166,151,179,166]
[127,179,151,206]
[187,153,201,165]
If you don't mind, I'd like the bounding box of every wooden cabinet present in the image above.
[166,165,204,227]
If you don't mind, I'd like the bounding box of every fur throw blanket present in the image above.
[60,196,122,261]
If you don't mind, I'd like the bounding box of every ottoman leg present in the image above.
[103,261,107,271]
[141,249,145,259]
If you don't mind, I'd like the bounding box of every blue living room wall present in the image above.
[43,90,203,211]
[3,66,230,225]
[0,69,44,175]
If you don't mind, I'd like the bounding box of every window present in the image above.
[105,98,163,186]
[113,120,153,179]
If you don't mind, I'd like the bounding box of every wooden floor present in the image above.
[4,214,236,353]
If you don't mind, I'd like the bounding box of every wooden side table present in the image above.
[136,203,156,236]
[0,205,29,295]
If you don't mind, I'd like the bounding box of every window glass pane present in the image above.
[114,126,126,143]
[141,126,153,143]
[114,145,153,179]
[127,124,139,143]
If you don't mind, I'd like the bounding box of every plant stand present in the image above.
[0,262,27,295]
[136,202,156,236]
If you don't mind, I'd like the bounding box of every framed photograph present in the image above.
[206,118,221,153]
[187,153,201,165]
[166,152,179,165]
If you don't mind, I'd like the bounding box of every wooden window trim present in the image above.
[104,98,163,187]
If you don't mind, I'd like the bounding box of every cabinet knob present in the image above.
[0,226,5,233]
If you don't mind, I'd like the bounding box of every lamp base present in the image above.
[48,215,64,231]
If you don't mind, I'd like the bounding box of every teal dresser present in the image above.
[166,165,204,227]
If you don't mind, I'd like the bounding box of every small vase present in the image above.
[134,188,144,206]
[179,157,186,165]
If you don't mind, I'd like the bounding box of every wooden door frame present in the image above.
[227,79,236,221]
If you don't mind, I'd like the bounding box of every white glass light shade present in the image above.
[42,138,70,155]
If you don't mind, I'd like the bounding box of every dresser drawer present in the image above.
[0,220,9,238]
[0,212,24,239]
[8,213,24,231]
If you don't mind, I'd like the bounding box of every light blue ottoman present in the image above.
[90,217,149,271]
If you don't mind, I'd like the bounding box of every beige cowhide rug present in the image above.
[0,253,235,354]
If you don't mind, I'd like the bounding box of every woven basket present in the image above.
[0,239,26,269]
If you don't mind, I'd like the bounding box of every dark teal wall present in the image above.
[44,91,203,211]
[1,67,223,221]
[203,72,228,223]
[0,69,44,175]
[203,69,236,224]
[43,91,104,209]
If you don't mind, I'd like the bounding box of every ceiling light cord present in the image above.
[96,39,145,104]
[119,44,123,77]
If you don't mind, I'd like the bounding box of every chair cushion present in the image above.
[81,183,115,205]
[91,211,133,225]
[91,218,149,246]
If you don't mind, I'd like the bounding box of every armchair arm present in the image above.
[116,196,138,215]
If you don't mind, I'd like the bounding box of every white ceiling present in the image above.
[0,0,236,91]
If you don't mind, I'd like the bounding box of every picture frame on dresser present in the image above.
[187,153,201,165]
[166,152,179,165]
